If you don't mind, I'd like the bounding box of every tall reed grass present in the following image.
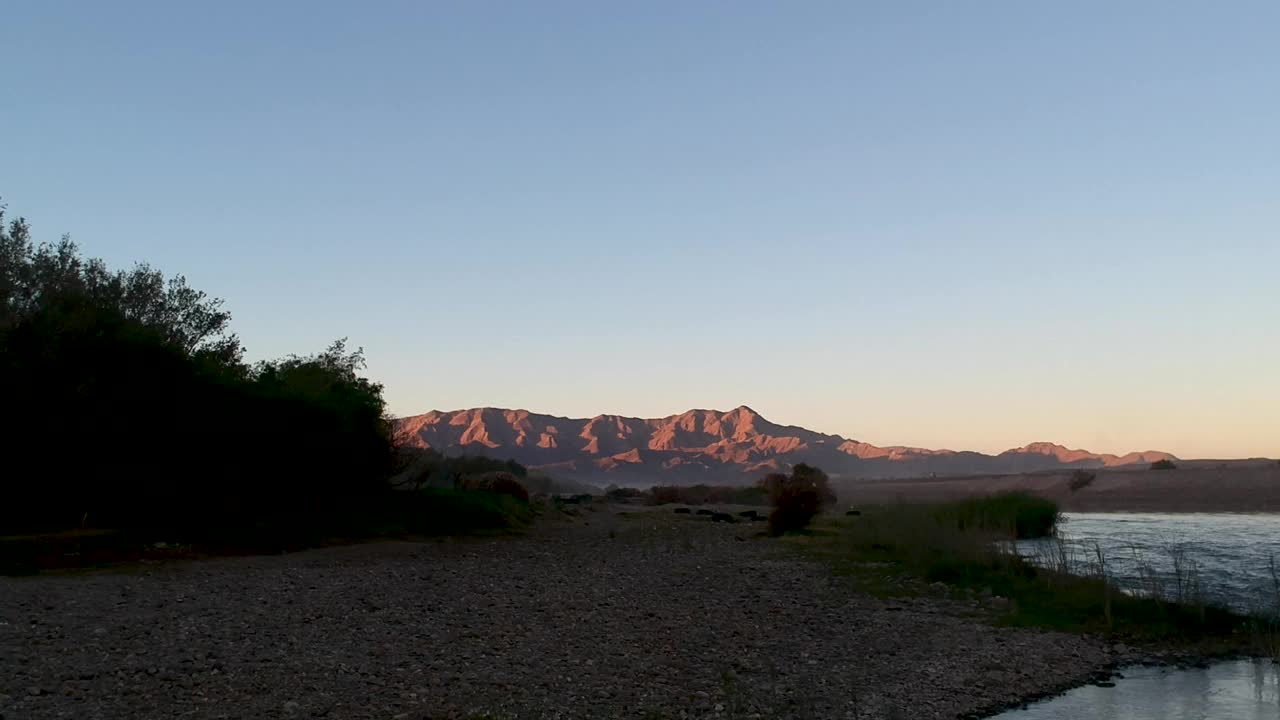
[1249,555,1280,659]
[803,495,1246,643]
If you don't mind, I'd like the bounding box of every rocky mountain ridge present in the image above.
[393,406,1177,485]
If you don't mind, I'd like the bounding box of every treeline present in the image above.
[607,484,770,506]
[624,466,837,511]
[609,464,838,534]
[391,447,528,490]
[0,204,396,536]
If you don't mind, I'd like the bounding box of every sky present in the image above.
[3,1,1277,459]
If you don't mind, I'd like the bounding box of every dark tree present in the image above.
[0,202,394,535]
[759,464,834,536]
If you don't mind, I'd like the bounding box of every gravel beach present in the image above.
[0,506,1111,719]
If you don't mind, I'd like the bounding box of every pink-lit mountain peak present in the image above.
[393,406,1177,484]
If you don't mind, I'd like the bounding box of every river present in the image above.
[1018,512,1280,612]
[998,512,1280,718]
[989,659,1279,719]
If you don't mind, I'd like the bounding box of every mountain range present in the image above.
[392,406,1178,485]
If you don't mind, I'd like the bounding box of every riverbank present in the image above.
[837,463,1280,513]
[1,502,1112,720]
[789,501,1269,716]
[797,502,1257,646]
[988,657,1280,718]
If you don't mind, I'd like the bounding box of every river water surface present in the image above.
[989,659,1279,719]
[998,513,1280,718]
[1019,512,1280,612]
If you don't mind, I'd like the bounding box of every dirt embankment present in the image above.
[838,463,1280,513]
[1,506,1111,720]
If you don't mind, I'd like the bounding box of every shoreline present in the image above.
[837,463,1280,514]
[2,502,1268,719]
[0,505,1128,719]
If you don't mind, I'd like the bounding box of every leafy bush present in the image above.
[762,463,833,536]
[391,447,527,491]
[1068,469,1097,492]
[523,472,596,497]
[1151,459,1178,470]
[380,488,532,536]
[0,204,398,536]
[604,486,648,503]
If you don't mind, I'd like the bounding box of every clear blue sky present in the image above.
[4,1,1277,458]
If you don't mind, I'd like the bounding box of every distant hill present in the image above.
[392,406,1179,486]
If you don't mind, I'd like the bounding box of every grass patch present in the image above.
[933,491,1060,539]
[797,497,1251,647]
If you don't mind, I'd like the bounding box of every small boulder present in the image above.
[845,509,862,516]
[711,512,737,523]
[674,508,692,514]
[695,509,715,516]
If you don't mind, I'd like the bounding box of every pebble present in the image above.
[0,507,1111,719]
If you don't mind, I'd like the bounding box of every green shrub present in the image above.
[399,488,531,534]
[604,486,648,503]
[458,471,530,502]
[763,463,833,536]
[391,448,528,491]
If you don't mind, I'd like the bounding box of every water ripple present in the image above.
[1017,513,1280,612]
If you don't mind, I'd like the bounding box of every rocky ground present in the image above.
[0,504,1113,720]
